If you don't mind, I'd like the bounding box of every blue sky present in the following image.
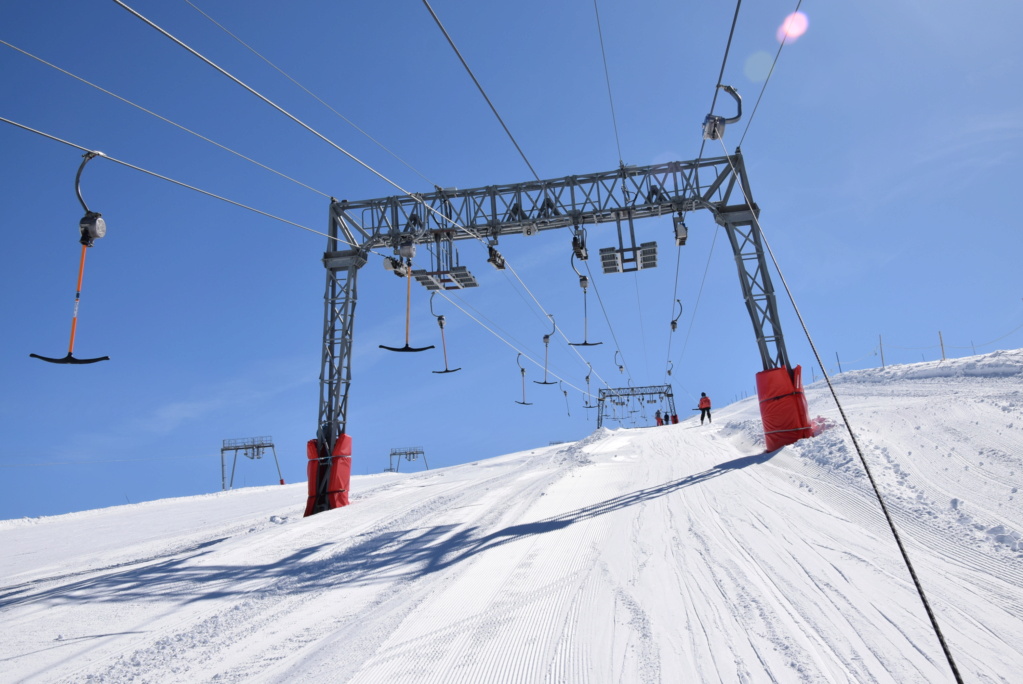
[3,0,1022,519]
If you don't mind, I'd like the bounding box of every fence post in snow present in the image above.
[836,352,843,374]
[879,334,885,369]
[939,331,946,361]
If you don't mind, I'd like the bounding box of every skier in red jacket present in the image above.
[698,392,712,424]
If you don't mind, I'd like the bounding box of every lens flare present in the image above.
[776,11,809,43]
[744,51,774,83]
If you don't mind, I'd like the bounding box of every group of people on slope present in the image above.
[653,392,712,427]
[654,409,678,427]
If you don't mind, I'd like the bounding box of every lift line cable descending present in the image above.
[502,261,612,389]
[671,226,719,398]
[0,38,332,200]
[710,0,743,113]
[118,0,604,387]
[451,286,548,370]
[183,0,435,187]
[591,0,623,165]
[713,137,964,684]
[420,0,540,182]
[111,0,495,248]
[433,289,589,397]
[0,116,382,255]
[583,259,633,382]
[738,0,805,147]
[186,0,625,395]
[420,0,632,384]
[632,272,651,378]
[689,0,744,177]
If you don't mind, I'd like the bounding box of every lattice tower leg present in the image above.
[716,152,793,378]
[716,211,791,373]
[314,248,365,513]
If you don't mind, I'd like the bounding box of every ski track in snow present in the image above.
[1,350,1022,682]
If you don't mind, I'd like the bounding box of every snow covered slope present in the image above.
[2,351,1021,683]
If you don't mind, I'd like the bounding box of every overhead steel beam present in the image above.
[330,155,745,252]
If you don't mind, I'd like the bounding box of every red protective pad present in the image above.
[304,437,353,516]
[328,434,352,507]
[332,434,352,457]
[756,365,813,451]
[305,439,319,499]
[327,455,351,508]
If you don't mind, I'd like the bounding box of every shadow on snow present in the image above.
[1,450,778,611]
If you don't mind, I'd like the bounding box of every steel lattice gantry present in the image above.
[311,149,791,513]
[596,385,677,429]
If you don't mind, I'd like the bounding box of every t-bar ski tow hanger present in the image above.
[379,245,435,353]
[429,292,460,373]
[31,151,110,365]
[514,353,533,406]
[534,315,558,385]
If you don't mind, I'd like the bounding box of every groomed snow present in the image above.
[2,350,1021,682]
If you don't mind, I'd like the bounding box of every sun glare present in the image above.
[776,11,809,43]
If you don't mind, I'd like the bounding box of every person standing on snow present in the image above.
[698,392,712,424]
[654,409,663,426]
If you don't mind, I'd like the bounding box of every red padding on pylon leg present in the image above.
[332,434,352,457]
[304,439,320,517]
[756,365,813,451]
[328,455,351,508]
[303,436,353,516]
[328,434,352,507]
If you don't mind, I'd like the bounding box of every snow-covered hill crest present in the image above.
[1,350,1022,682]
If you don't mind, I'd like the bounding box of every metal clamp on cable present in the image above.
[76,151,107,247]
[702,85,742,140]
